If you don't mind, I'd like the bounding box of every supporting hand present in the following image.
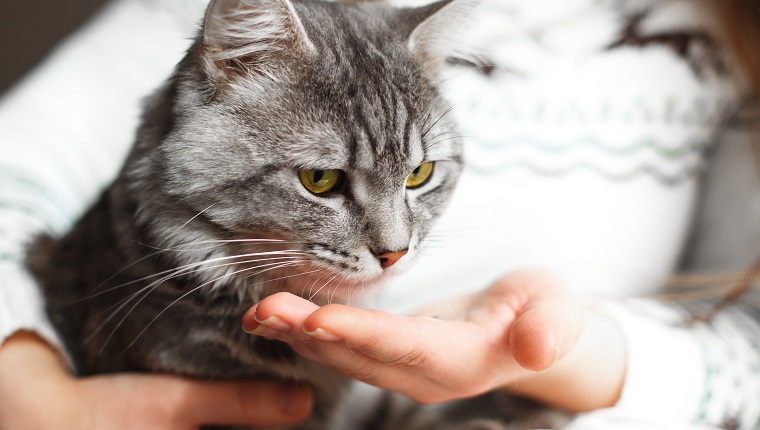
[0,331,313,429]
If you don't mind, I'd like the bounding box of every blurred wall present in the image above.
[0,0,107,96]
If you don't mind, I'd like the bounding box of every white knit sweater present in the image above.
[1,0,758,428]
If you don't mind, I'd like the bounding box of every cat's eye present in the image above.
[299,169,345,195]
[405,162,434,189]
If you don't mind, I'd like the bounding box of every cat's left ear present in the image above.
[400,0,477,80]
[200,0,316,86]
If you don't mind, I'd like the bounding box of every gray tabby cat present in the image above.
[28,0,571,428]
[29,0,465,428]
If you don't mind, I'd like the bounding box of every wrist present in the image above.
[0,330,70,372]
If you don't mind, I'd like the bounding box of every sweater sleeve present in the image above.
[0,0,201,348]
[579,297,760,430]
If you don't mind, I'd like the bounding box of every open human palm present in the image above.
[244,271,625,411]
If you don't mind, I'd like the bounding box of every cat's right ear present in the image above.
[402,0,478,81]
[201,0,316,86]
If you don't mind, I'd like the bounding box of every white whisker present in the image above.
[81,251,310,301]
[98,281,162,354]
[328,276,349,305]
[90,255,309,349]
[86,262,202,346]
[118,261,307,355]
[139,238,304,253]
[157,203,217,248]
[308,273,340,302]
[244,267,321,286]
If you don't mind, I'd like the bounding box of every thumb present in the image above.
[509,300,584,372]
[171,378,314,428]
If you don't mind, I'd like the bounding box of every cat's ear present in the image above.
[201,0,315,85]
[401,0,477,79]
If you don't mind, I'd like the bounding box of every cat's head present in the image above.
[128,0,471,300]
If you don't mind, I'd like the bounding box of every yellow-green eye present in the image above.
[406,162,434,189]
[299,169,344,195]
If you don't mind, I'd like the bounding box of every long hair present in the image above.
[681,0,760,312]
[716,0,760,99]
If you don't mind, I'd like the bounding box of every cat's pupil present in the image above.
[412,166,421,176]
[314,170,324,183]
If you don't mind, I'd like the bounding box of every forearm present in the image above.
[500,292,760,430]
[0,331,77,429]
[0,330,70,383]
[591,297,760,429]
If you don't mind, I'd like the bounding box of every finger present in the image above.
[476,270,584,372]
[242,293,329,363]
[248,294,485,371]
[173,378,313,427]
[303,306,513,396]
[255,294,514,378]
[245,297,441,394]
[302,305,441,364]
[246,296,431,370]
[243,292,319,336]
[246,301,420,396]
[247,293,441,359]
[509,300,584,372]
[244,294,518,402]
[251,298,459,380]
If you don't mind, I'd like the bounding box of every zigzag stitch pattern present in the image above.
[467,136,710,159]
[465,159,705,186]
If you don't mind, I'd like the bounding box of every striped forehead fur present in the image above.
[204,0,315,61]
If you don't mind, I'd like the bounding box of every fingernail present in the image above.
[280,384,313,417]
[254,315,291,332]
[242,319,260,334]
[303,326,342,342]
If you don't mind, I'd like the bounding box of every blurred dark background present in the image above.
[0,0,107,96]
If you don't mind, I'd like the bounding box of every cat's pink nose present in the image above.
[377,250,408,268]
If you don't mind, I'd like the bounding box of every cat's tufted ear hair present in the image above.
[201,0,316,84]
[401,0,477,80]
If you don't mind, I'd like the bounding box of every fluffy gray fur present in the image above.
[29,0,468,428]
[27,0,570,428]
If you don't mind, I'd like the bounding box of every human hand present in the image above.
[0,331,313,429]
[242,270,626,412]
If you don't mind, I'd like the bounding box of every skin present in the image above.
[0,331,313,430]
[243,270,627,412]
